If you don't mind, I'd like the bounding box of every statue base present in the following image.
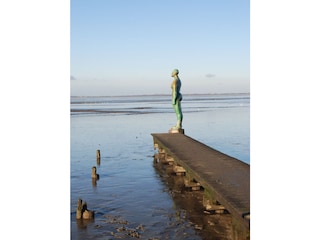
[168,128,184,134]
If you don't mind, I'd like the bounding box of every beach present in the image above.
[71,94,249,239]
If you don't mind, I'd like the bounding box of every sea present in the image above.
[70,93,250,239]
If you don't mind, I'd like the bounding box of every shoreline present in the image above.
[70,92,250,98]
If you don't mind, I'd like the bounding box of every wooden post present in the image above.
[96,149,101,165]
[76,199,83,220]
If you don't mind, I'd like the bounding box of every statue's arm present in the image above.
[172,82,177,105]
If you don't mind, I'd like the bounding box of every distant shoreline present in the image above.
[70,92,250,98]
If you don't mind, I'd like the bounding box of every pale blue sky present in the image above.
[71,0,250,96]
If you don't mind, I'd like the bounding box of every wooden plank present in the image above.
[152,133,250,230]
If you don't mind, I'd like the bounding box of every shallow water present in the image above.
[70,94,249,239]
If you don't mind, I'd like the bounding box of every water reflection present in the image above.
[91,178,98,188]
[76,218,95,230]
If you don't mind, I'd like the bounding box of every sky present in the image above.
[71,0,250,96]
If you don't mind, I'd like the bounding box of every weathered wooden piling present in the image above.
[76,199,83,220]
[96,149,101,165]
[82,202,94,219]
[166,156,174,165]
[173,165,186,176]
[184,179,201,191]
[91,166,99,179]
[76,198,94,220]
[152,133,250,239]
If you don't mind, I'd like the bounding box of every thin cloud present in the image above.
[205,73,216,78]
[71,75,77,80]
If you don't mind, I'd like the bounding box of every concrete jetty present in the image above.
[151,133,250,237]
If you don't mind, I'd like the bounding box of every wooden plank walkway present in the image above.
[151,133,250,230]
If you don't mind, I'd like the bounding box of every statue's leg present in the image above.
[178,101,183,122]
[173,101,183,129]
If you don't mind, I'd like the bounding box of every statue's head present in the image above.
[171,69,179,77]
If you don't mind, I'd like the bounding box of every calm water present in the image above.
[70,94,249,239]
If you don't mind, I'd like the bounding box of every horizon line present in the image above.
[70,92,250,98]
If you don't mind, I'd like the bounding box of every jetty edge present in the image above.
[151,133,250,239]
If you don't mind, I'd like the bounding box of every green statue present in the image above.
[170,69,183,129]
